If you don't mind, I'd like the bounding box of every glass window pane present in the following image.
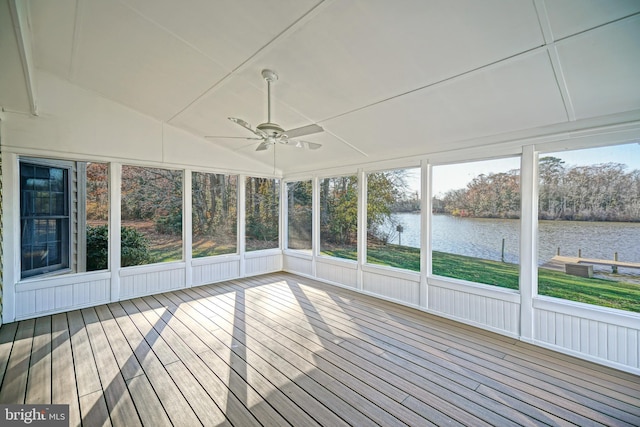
[121,165,183,266]
[31,245,48,269]
[50,168,64,191]
[367,168,420,271]
[48,242,61,265]
[538,144,640,312]
[431,157,520,289]
[245,177,279,251]
[287,180,312,251]
[35,191,50,215]
[320,176,358,260]
[85,162,110,271]
[192,172,238,257]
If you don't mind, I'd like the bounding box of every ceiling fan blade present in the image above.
[283,123,323,139]
[228,117,267,138]
[292,140,322,150]
[205,136,263,140]
[255,141,271,151]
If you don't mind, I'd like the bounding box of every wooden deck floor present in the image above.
[0,273,638,426]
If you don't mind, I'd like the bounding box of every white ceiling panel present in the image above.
[325,51,568,160]
[558,15,640,120]
[72,0,228,121]
[28,0,76,79]
[121,0,321,70]
[543,0,640,40]
[243,0,544,122]
[0,0,31,113]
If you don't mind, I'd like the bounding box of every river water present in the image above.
[388,212,640,268]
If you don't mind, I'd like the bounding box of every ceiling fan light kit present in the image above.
[223,69,324,151]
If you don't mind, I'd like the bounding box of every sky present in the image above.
[429,142,640,197]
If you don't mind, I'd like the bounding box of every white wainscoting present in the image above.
[14,272,111,320]
[533,297,640,372]
[283,251,313,277]
[316,257,358,288]
[119,262,186,299]
[362,265,420,306]
[192,255,240,286]
[427,277,521,336]
[245,250,283,276]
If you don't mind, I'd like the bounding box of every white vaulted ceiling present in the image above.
[2,0,640,173]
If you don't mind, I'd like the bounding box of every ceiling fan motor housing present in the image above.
[256,122,285,137]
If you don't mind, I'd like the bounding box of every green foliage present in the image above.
[320,176,358,245]
[288,181,313,249]
[437,170,520,219]
[246,177,279,250]
[155,210,182,234]
[86,225,155,269]
[120,226,154,267]
[435,158,640,221]
[86,225,109,271]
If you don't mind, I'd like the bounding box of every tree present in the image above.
[246,177,279,248]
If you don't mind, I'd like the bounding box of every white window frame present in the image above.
[19,157,74,279]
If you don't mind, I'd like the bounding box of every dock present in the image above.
[551,255,640,269]
[542,255,640,273]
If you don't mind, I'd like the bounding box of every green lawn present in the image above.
[322,244,640,313]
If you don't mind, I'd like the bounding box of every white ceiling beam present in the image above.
[8,0,38,115]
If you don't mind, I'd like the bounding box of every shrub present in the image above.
[86,225,109,271]
[155,210,182,235]
[121,226,154,266]
[86,225,154,269]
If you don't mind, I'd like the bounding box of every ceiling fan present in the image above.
[207,69,323,151]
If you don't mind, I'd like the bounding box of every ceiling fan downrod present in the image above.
[262,69,278,124]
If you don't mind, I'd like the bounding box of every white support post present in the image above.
[280,178,287,252]
[357,169,366,291]
[519,145,538,341]
[312,176,320,277]
[2,153,18,323]
[109,162,122,301]
[238,175,246,277]
[420,160,431,308]
[184,169,193,287]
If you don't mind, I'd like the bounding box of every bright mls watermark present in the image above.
[0,405,68,426]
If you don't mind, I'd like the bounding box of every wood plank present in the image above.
[0,319,34,403]
[213,280,526,427]
[26,316,52,403]
[184,285,409,426]
[67,310,102,397]
[93,305,144,381]
[118,299,179,366]
[125,375,172,427]
[107,302,202,427]
[157,290,350,427]
[127,297,257,427]
[148,293,325,427]
[81,308,141,427]
[87,308,171,426]
[164,361,233,427]
[0,322,18,387]
[79,389,112,427]
[51,314,81,427]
